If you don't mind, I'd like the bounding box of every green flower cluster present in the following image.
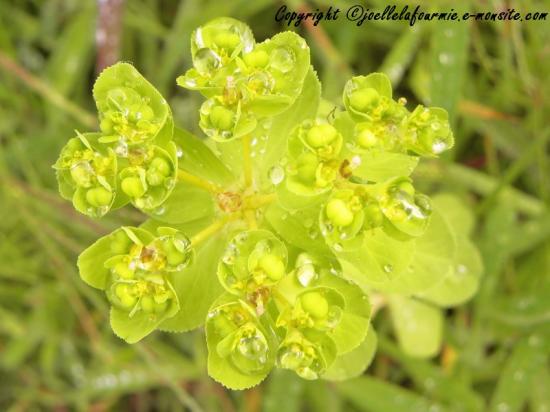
[177,17,310,141]
[207,233,369,385]
[281,72,454,250]
[58,17,481,391]
[78,226,193,343]
[54,63,177,217]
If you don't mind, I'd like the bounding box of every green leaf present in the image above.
[145,181,216,225]
[263,370,304,412]
[320,274,371,355]
[430,17,469,123]
[110,299,179,344]
[205,296,277,390]
[173,127,234,185]
[352,151,419,183]
[323,327,377,381]
[382,208,456,294]
[431,193,475,236]
[388,295,443,358]
[275,181,329,211]
[336,228,416,290]
[257,67,321,188]
[338,376,451,412]
[159,233,226,333]
[93,62,172,146]
[489,336,548,412]
[77,227,154,290]
[378,337,485,412]
[265,203,331,256]
[249,31,311,116]
[419,236,482,307]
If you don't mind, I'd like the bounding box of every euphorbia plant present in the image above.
[54,18,482,389]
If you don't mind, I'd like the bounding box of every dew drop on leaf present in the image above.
[270,47,295,73]
[296,263,317,287]
[153,206,165,216]
[194,48,221,75]
[383,264,393,273]
[432,139,448,154]
[268,166,285,185]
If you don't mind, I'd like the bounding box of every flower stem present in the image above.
[177,169,220,193]
[190,214,237,247]
[244,209,257,229]
[242,135,254,188]
[245,192,277,209]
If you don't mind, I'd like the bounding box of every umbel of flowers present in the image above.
[54,18,481,390]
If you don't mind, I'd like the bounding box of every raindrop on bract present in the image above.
[153,206,165,216]
[176,146,184,158]
[268,165,285,185]
[432,139,448,154]
[296,263,317,287]
[194,48,222,75]
[383,264,393,273]
[270,47,295,73]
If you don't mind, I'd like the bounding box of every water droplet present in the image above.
[432,139,448,154]
[164,178,176,189]
[383,264,393,273]
[194,48,221,75]
[333,243,343,252]
[267,165,285,186]
[176,146,184,158]
[182,77,197,88]
[307,227,319,239]
[270,47,295,73]
[115,140,129,157]
[153,206,165,216]
[296,263,317,287]
[456,264,467,275]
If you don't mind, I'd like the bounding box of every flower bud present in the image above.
[85,187,113,207]
[364,203,384,227]
[300,291,329,319]
[356,128,377,148]
[214,30,241,51]
[121,176,147,198]
[114,261,134,279]
[140,295,155,313]
[349,87,379,112]
[306,124,338,148]
[110,230,131,254]
[258,254,285,281]
[296,152,319,184]
[115,284,137,308]
[326,198,354,227]
[243,50,269,68]
[210,105,235,131]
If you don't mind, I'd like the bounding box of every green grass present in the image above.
[0,0,549,410]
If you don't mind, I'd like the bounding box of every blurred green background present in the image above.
[1,0,549,411]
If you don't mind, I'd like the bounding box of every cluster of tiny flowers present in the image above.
[207,230,368,381]
[54,64,177,217]
[56,17,458,389]
[177,18,310,141]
